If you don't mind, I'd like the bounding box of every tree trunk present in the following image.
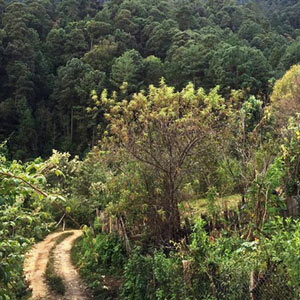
[286,196,298,217]
[92,126,95,148]
[168,183,181,241]
[160,182,181,243]
[70,107,74,143]
[172,201,181,238]
[249,271,259,300]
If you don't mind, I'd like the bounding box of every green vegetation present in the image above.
[1,0,300,299]
[0,0,299,159]
[68,76,300,299]
[72,230,125,298]
[182,194,241,216]
[0,149,55,299]
[44,232,73,296]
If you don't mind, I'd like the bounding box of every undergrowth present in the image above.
[71,231,125,299]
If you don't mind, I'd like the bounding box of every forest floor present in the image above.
[24,230,89,300]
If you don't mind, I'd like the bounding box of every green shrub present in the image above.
[153,251,191,300]
[121,248,192,300]
[75,230,126,295]
[121,248,155,300]
[0,205,54,300]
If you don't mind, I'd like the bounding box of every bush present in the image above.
[121,248,192,300]
[121,248,155,300]
[75,230,126,294]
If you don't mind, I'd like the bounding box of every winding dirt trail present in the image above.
[24,230,89,300]
[54,230,89,300]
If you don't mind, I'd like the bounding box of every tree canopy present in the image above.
[0,0,299,159]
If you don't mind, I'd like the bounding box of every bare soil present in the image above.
[24,230,89,300]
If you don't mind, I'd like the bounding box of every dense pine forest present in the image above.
[0,0,299,159]
[1,0,300,299]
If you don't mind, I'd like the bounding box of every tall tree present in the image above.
[98,82,231,242]
[208,44,271,96]
[110,49,144,93]
[271,64,300,125]
[53,58,105,153]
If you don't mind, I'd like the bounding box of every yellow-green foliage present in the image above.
[271,64,300,123]
[181,194,241,219]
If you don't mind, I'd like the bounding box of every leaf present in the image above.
[55,169,65,177]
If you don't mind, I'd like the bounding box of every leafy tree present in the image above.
[35,101,55,155]
[0,0,299,161]
[280,117,300,215]
[110,49,144,93]
[113,28,138,54]
[279,39,300,71]
[143,55,164,87]
[13,98,37,159]
[26,0,52,40]
[145,19,178,58]
[83,38,118,73]
[250,32,287,70]
[45,28,67,70]
[238,20,265,42]
[2,2,41,100]
[216,4,244,31]
[208,44,271,96]
[0,151,55,299]
[114,9,139,36]
[166,43,211,89]
[98,81,230,241]
[174,2,197,31]
[0,0,6,24]
[271,64,300,125]
[56,0,83,26]
[85,20,113,49]
[52,58,105,153]
[63,25,89,61]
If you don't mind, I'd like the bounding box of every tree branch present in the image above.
[0,172,81,228]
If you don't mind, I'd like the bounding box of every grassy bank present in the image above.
[181,194,241,219]
[71,233,123,300]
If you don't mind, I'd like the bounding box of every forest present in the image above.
[0,0,300,299]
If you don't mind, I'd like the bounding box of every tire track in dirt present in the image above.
[24,230,89,300]
[24,231,65,299]
[54,230,89,300]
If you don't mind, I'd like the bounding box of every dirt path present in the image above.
[54,230,89,300]
[24,231,66,299]
[24,230,89,300]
